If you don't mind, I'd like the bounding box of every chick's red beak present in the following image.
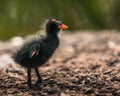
[58,24,68,30]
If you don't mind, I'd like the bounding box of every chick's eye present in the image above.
[56,21,62,26]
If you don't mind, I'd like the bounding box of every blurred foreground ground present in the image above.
[0,31,120,96]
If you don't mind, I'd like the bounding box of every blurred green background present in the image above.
[0,0,119,40]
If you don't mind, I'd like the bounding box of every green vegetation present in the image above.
[0,0,119,40]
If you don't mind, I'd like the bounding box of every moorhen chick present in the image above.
[13,18,68,88]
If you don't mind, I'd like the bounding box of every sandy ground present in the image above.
[0,31,120,96]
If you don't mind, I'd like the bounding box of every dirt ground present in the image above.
[0,31,120,96]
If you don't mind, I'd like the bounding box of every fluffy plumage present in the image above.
[13,18,68,88]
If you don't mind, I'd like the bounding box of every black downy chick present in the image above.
[13,18,68,88]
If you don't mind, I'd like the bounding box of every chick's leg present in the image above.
[27,68,34,88]
[35,67,42,85]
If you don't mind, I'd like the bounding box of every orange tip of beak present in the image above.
[58,24,68,30]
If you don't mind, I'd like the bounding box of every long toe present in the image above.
[27,82,36,89]
[29,84,37,89]
[35,79,42,86]
[35,80,49,87]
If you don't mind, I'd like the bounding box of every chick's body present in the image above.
[15,36,59,68]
